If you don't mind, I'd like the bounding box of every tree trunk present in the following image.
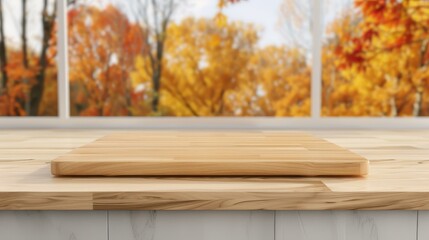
[413,40,429,117]
[138,0,177,114]
[150,36,165,113]
[389,96,397,117]
[385,74,398,117]
[0,0,8,93]
[151,63,161,112]
[29,0,56,116]
[413,90,423,117]
[21,0,30,113]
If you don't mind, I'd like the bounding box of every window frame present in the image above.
[0,0,428,129]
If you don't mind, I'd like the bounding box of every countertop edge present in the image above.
[2,191,429,210]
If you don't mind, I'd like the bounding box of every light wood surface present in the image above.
[1,130,429,210]
[51,132,368,176]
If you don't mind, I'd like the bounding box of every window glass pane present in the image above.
[0,0,58,116]
[68,0,312,116]
[322,0,429,117]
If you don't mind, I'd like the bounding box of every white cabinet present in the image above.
[0,210,424,240]
[108,211,274,240]
[275,211,417,240]
[0,211,108,240]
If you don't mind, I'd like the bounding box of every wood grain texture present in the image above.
[51,131,368,176]
[1,130,429,210]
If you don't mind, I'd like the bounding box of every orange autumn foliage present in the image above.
[69,3,311,117]
[3,0,428,118]
[0,0,57,116]
[68,5,148,116]
[0,42,57,116]
[323,0,429,117]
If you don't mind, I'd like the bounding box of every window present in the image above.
[1,0,428,128]
[0,0,58,116]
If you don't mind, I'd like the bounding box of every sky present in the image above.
[91,0,294,47]
[183,0,286,47]
[323,0,354,32]
[2,0,56,51]
[1,0,352,54]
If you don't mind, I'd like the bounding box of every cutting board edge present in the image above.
[50,159,368,177]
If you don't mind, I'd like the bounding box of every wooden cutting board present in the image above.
[51,131,368,176]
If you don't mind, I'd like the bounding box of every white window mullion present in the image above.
[311,0,323,118]
[57,0,70,119]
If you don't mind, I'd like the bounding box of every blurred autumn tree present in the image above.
[134,18,258,116]
[233,46,310,116]
[130,0,181,114]
[0,0,57,116]
[4,0,427,118]
[131,18,310,116]
[69,0,312,117]
[323,0,429,116]
[68,4,147,116]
